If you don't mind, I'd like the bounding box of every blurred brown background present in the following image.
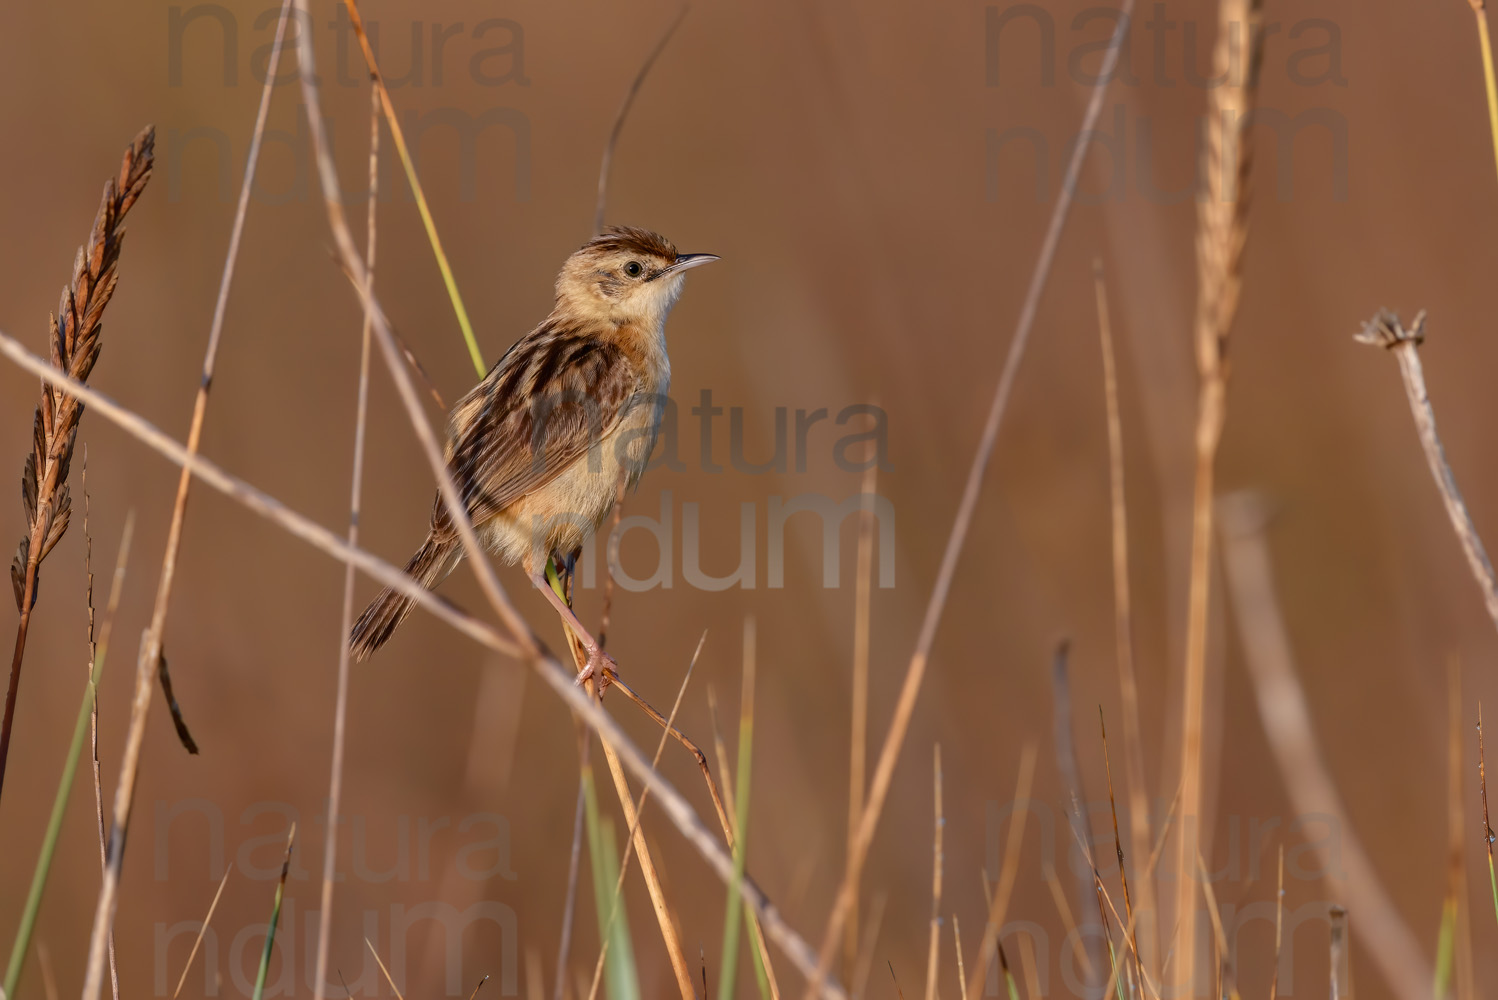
[0,0,1491,997]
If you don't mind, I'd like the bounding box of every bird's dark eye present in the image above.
[624,261,644,278]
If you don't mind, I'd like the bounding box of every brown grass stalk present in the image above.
[846,455,878,985]
[1048,640,1100,991]
[1447,659,1476,1000]
[963,743,1036,1000]
[2,126,154,803]
[1354,310,1498,639]
[923,743,943,1000]
[1172,2,1264,994]
[584,635,707,1000]
[81,6,293,987]
[1216,491,1429,1000]
[312,76,381,1000]
[1092,259,1157,975]
[1329,906,1350,1000]
[804,7,1136,993]
[88,494,131,1000]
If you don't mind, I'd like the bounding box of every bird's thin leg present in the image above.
[530,565,618,689]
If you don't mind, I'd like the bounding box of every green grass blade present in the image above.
[3,657,102,998]
[718,623,757,1000]
[1434,896,1456,1000]
[1488,853,1498,935]
[584,764,639,1000]
[252,826,296,1000]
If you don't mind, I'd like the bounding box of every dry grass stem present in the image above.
[1217,491,1429,1000]
[1329,907,1349,1000]
[585,635,706,1000]
[1100,710,1144,993]
[1048,640,1100,990]
[850,891,887,1000]
[313,77,381,1000]
[1173,2,1265,992]
[923,744,943,1000]
[1446,660,1476,1000]
[364,938,407,1000]
[963,743,1036,1000]
[1355,309,1498,639]
[804,9,1136,991]
[171,864,234,1000]
[2,126,154,803]
[846,455,878,985]
[82,6,296,980]
[1092,258,1157,974]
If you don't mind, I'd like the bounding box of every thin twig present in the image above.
[1217,491,1429,1000]
[804,5,1136,992]
[1356,310,1498,637]
[313,77,381,1000]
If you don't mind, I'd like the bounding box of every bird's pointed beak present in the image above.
[659,253,720,277]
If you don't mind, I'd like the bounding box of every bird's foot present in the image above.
[574,646,619,693]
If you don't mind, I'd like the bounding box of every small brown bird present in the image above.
[350,226,717,681]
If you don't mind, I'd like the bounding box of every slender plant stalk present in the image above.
[594,2,691,235]
[846,457,878,985]
[1468,0,1498,186]
[586,635,707,1000]
[252,826,296,1000]
[3,509,131,998]
[1329,907,1350,1000]
[1172,3,1264,993]
[172,865,233,1000]
[804,5,1136,992]
[963,745,1036,1000]
[922,744,944,1000]
[720,619,759,1000]
[336,0,484,376]
[1217,491,1430,1000]
[89,493,131,1000]
[82,6,292,987]
[312,78,381,1000]
[2,127,154,803]
[584,764,642,1000]
[1480,707,1498,936]
[1356,310,1498,636]
[1092,259,1158,977]
[555,734,590,1000]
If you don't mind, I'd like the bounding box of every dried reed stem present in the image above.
[2,126,154,803]
[312,77,381,1000]
[804,6,1136,992]
[1172,3,1263,993]
[1092,259,1157,974]
[923,744,943,1000]
[1355,310,1498,638]
[171,865,233,1000]
[1445,659,1476,1000]
[1216,491,1429,1000]
[90,502,131,1000]
[845,457,878,985]
[1048,640,1100,992]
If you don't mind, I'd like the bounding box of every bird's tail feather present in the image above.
[349,535,460,661]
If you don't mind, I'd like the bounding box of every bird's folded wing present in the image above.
[438,331,639,530]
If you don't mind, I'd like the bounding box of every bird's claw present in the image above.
[573,647,619,693]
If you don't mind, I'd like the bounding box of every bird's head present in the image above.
[555,225,718,328]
